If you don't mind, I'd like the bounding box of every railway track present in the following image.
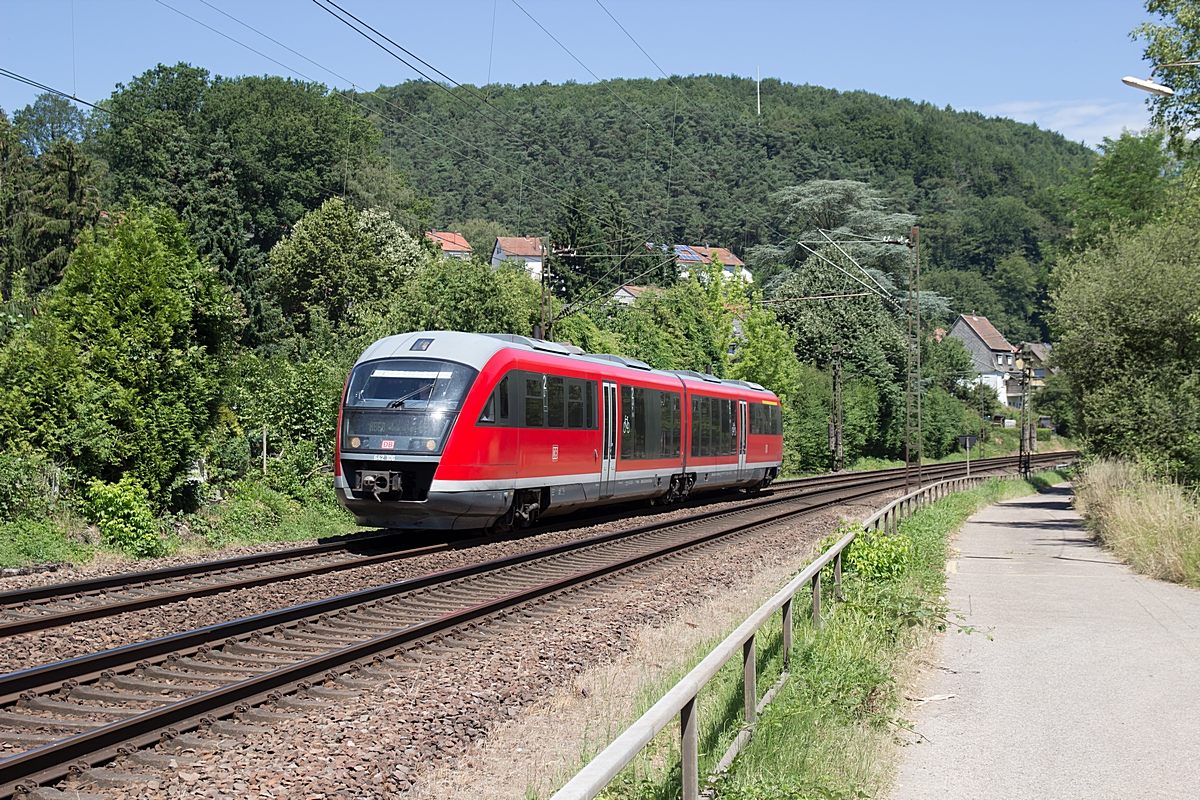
[0,454,1068,639]
[0,452,1073,798]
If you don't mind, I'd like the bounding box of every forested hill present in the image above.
[370,75,1093,332]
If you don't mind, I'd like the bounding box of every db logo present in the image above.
[552,445,559,462]
[381,440,395,450]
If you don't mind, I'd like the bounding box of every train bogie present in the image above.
[335,332,784,531]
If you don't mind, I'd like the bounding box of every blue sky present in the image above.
[0,0,1158,148]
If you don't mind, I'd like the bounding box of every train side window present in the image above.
[749,403,760,436]
[659,391,681,458]
[586,381,597,429]
[524,374,544,427]
[498,376,510,422]
[701,397,712,457]
[567,382,584,428]
[548,376,566,428]
[620,385,649,459]
[690,397,701,457]
[478,394,495,424]
[773,405,782,435]
[633,387,647,458]
[620,385,633,459]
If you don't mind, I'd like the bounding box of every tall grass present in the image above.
[1074,459,1200,587]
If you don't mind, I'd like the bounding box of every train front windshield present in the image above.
[341,359,478,454]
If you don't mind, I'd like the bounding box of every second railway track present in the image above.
[0,455,1062,639]
[0,453,1071,798]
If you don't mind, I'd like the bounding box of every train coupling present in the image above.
[359,470,402,502]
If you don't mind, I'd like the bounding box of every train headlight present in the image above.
[350,437,361,448]
[425,439,437,451]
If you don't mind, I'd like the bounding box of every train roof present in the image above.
[355,331,771,394]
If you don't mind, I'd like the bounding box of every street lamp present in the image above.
[1122,60,1200,96]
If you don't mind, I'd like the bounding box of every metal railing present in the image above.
[550,475,987,800]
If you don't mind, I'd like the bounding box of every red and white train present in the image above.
[335,331,783,531]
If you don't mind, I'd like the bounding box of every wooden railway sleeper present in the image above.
[166,654,263,676]
[233,705,298,724]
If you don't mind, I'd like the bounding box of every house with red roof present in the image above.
[491,236,544,281]
[948,314,1017,404]
[425,231,473,260]
[647,242,754,283]
[612,285,651,305]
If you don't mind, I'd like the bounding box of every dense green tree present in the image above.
[729,303,802,400]
[449,218,512,259]
[1051,209,1200,478]
[13,94,85,155]
[1135,1,1200,153]
[0,204,236,505]
[17,139,101,294]
[1058,130,1173,251]
[0,111,31,304]
[269,198,429,334]
[378,257,540,336]
[93,64,417,252]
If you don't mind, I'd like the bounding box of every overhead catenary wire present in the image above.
[305,0,668,252]
[157,0,666,254]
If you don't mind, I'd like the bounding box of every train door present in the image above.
[737,399,748,480]
[601,382,618,498]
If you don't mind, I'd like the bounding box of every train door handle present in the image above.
[593,448,598,460]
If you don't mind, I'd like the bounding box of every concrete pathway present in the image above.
[890,485,1200,800]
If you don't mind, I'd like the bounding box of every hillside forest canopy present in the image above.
[0,38,1189,561]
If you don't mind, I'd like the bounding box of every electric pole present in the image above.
[1019,343,1034,477]
[904,226,922,492]
[829,345,844,472]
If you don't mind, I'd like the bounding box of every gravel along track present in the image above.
[0,465,903,639]
[0,455,1046,635]
[0,456,1037,675]
[0,456,1069,798]
[9,499,874,800]
[0,469,928,799]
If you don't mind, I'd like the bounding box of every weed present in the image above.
[86,477,166,558]
[1074,459,1200,586]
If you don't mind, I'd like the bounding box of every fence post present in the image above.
[812,571,822,630]
[743,635,757,726]
[782,598,793,669]
[681,697,698,800]
[833,551,843,600]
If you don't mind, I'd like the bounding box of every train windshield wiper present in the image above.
[387,383,436,408]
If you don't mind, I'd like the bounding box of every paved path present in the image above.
[890,485,1200,800]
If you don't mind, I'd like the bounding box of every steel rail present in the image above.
[0,456,1015,701]
[0,457,1067,796]
[0,453,1071,638]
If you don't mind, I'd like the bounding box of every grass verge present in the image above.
[1074,459,1200,587]
[595,470,1068,800]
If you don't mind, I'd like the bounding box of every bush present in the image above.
[86,477,165,558]
[843,524,914,582]
[0,518,93,568]
[0,452,66,521]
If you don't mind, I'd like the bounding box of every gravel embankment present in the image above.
[61,496,883,800]
[0,490,830,674]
